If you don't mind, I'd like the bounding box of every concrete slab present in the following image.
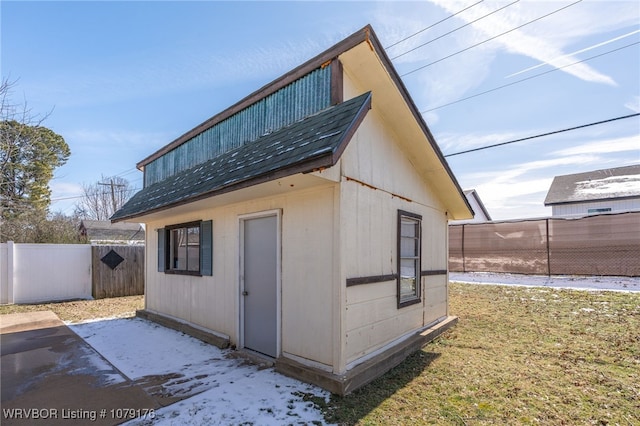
[1,311,159,425]
[0,311,63,334]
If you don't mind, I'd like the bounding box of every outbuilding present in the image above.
[112,25,473,395]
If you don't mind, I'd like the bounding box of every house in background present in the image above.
[449,189,490,224]
[544,164,640,217]
[79,220,145,245]
[112,25,472,395]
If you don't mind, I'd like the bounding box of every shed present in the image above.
[544,164,640,217]
[112,25,472,395]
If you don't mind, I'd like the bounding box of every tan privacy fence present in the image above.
[91,245,144,299]
[449,212,640,277]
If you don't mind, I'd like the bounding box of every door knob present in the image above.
[242,291,249,296]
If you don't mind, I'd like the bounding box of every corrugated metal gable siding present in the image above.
[145,66,332,186]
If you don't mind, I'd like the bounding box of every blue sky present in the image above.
[2,0,639,220]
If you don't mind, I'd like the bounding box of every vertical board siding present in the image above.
[144,67,332,187]
[92,245,145,299]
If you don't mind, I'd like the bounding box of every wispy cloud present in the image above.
[461,155,603,219]
[437,131,520,153]
[551,136,640,157]
[428,0,619,85]
[466,154,603,184]
[625,96,640,113]
[50,181,84,198]
[506,29,640,79]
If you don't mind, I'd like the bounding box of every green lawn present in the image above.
[319,283,639,425]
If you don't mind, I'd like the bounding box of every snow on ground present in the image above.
[450,272,640,292]
[66,274,638,424]
[70,318,329,425]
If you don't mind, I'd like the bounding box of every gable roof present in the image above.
[113,25,472,222]
[79,220,145,242]
[464,189,491,221]
[544,164,640,206]
[112,92,371,221]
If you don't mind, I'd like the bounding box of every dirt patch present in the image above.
[0,296,144,323]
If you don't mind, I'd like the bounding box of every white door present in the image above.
[241,214,279,357]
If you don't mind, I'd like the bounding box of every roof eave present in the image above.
[113,152,336,223]
[356,27,473,219]
[545,194,640,206]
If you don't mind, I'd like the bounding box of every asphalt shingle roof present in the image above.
[80,220,145,242]
[112,92,371,221]
[544,164,640,205]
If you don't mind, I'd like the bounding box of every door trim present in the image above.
[238,209,282,357]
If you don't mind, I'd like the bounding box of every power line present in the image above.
[49,188,141,203]
[505,28,640,79]
[401,0,582,77]
[444,113,640,157]
[421,41,640,114]
[391,0,520,61]
[385,1,484,50]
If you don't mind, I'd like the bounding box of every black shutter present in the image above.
[200,220,213,276]
[157,228,165,272]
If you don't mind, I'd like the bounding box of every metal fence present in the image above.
[449,211,640,277]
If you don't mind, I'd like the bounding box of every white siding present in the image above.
[338,79,450,367]
[450,192,490,224]
[143,74,454,374]
[144,184,336,367]
[552,198,640,217]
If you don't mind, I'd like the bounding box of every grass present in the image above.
[1,285,638,425]
[0,295,144,322]
[320,283,640,425]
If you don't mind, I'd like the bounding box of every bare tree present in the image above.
[75,175,134,221]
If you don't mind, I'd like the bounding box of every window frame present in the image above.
[397,210,422,308]
[587,207,611,214]
[157,220,213,277]
[164,221,202,276]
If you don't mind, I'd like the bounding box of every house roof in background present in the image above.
[111,92,371,222]
[464,189,491,221]
[544,164,640,206]
[79,220,145,242]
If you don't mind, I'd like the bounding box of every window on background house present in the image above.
[587,207,611,214]
[157,220,212,276]
[397,210,422,308]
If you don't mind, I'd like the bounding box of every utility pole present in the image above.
[98,179,126,216]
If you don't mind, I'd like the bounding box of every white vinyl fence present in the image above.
[1,242,92,304]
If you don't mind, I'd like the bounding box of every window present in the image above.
[397,210,421,307]
[157,220,212,276]
[169,224,200,272]
[587,208,611,214]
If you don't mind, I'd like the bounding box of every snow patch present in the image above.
[573,174,640,198]
[69,318,330,425]
[450,272,640,292]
